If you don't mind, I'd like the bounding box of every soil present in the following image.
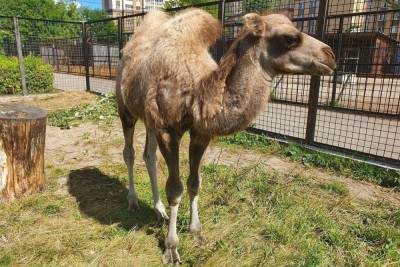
[0,91,97,112]
[43,119,400,206]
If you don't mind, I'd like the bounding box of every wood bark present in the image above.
[0,104,47,201]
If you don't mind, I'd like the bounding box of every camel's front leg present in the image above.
[188,132,210,235]
[143,130,168,220]
[156,131,183,265]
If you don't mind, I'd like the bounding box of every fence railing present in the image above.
[0,0,399,168]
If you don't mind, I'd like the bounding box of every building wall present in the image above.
[291,0,399,40]
[103,0,165,16]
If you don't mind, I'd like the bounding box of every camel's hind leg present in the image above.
[143,129,168,220]
[121,115,139,211]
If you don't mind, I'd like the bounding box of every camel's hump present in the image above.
[121,8,220,88]
[164,8,221,48]
[125,8,220,54]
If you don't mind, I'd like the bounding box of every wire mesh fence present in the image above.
[0,0,399,167]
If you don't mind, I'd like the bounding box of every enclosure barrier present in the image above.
[0,0,399,168]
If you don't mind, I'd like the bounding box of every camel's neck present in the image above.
[197,52,273,136]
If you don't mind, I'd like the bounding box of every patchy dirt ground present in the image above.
[0,91,97,112]
[44,118,400,206]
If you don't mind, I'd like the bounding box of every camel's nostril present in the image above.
[322,47,335,61]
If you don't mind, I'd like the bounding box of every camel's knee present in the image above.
[123,146,135,164]
[143,151,156,165]
[187,174,201,197]
[166,179,183,206]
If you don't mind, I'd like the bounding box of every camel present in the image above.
[116,8,336,264]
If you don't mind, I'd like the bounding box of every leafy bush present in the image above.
[0,55,54,95]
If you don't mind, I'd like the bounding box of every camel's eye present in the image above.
[283,34,300,49]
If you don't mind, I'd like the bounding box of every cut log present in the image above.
[0,103,47,202]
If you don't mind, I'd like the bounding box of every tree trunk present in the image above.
[0,104,47,202]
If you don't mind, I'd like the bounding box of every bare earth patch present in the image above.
[0,91,97,112]
[45,118,400,206]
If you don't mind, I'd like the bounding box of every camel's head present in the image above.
[243,13,336,76]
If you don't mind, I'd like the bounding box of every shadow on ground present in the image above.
[68,167,157,230]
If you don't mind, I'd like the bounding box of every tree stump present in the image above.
[0,104,47,201]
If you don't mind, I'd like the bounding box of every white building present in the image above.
[102,0,165,15]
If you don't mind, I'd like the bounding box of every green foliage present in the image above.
[243,0,276,13]
[163,0,276,17]
[219,131,400,187]
[221,131,273,149]
[79,8,117,37]
[0,55,54,95]
[48,93,118,129]
[25,56,54,93]
[0,1,117,39]
[163,0,219,17]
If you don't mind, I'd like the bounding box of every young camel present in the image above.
[116,8,335,264]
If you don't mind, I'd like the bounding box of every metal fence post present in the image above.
[330,16,343,106]
[305,0,329,143]
[82,22,90,92]
[13,17,27,95]
[216,0,226,61]
[107,44,112,79]
[118,17,124,59]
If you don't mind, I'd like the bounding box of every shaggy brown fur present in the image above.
[118,8,221,129]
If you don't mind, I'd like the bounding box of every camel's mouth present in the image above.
[313,60,336,75]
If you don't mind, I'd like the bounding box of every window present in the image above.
[126,4,133,9]
[378,13,385,21]
[391,26,398,33]
[297,2,305,30]
[308,1,317,33]
[395,12,400,21]
[309,0,317,16]
[116,0,120,9]
[377,26,384,33]
[297,2,305,17]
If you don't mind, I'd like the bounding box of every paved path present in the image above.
[255,103,399,161]
[54,73,400,162]
[54,73,115,94]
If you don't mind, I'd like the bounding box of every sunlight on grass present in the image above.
[1,162,398,266]
[219,131,400,188]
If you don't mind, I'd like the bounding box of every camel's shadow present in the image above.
[68,167,157,230]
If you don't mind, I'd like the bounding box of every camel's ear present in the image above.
[243,13,265,36]
[279,9,293,20]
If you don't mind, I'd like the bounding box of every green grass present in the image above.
[220,132,400,188]
[1,163,399,266]
[319,182,349,196]
[48,93,118,129]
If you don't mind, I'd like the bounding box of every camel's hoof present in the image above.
[155,202,169,221]
[190,226,206,244]
[162,247,181,265]
[127,194,139,211]
[189,223,202,236]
